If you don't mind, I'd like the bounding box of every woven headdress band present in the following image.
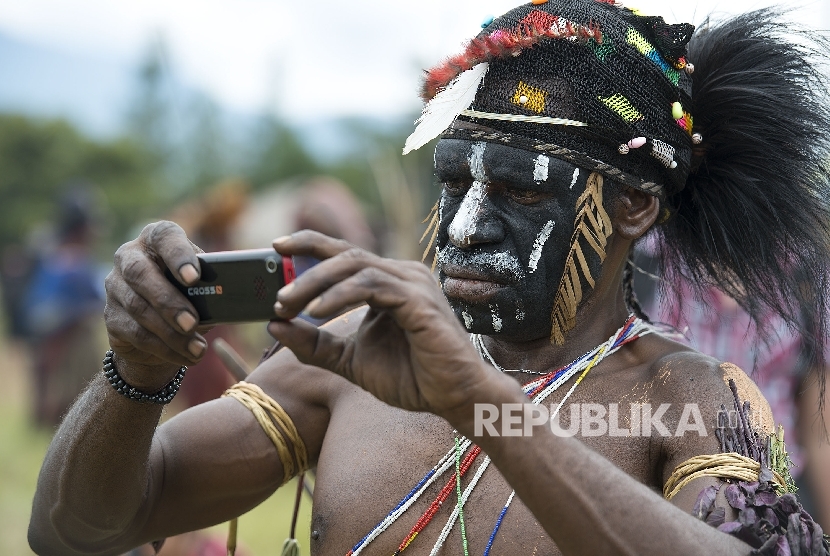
[405,0,696,198]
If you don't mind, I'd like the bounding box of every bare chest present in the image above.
[308,386,663,556]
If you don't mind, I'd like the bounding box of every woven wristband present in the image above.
[102,349,186,405]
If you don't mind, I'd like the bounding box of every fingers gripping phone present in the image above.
[165,249,295,325]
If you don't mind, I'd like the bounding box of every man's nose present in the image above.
[448,183,505,248]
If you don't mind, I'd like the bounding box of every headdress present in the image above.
[405,0,696,199]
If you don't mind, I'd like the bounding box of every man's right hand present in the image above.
[104,220,208,392]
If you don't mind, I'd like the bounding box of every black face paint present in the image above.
[434,138,603,341]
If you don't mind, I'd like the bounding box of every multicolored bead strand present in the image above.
[430,456,492,556]
[392,445,482,555]
[455,435,470,556]
[348,439,473,556]
[429,318,651,555]
[475,315,650,555]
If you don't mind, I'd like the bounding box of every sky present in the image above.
[0,0,827,134]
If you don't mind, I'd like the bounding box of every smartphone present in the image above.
[165,249,295,325]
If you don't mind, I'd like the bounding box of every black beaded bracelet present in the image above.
[102,350,186,405]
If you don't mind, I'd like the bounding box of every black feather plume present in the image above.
[655,9,830,416]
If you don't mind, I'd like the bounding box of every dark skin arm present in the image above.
[268,229,754,556]
[28,222,334,555]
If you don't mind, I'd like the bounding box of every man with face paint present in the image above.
[435,140,594,342]
[30,2,830,555]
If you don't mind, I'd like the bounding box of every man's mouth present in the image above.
[441,264,508,303]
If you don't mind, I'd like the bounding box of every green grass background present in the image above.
[0,336,312,556]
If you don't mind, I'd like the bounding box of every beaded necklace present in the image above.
[345,316,651,556]
[473,335,549,375]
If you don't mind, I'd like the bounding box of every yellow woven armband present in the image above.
[663,452,787,500]
[223,381,308,485]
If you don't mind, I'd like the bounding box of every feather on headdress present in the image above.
[403,63,488,155]
[658,9,830,411]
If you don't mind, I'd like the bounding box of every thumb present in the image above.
[267,319,354,380]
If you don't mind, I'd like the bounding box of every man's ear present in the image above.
[612,187,660,240]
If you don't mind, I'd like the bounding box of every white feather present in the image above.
[402,62,489,155]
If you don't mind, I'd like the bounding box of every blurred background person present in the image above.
[151,179,254,556]
[21,185,107,427]
[294,176,377,252]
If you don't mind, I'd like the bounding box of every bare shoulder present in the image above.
[637,334,775,481]
[632,335,777,514]
[644,338,774,438]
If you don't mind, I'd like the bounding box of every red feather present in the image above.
[419,18,604,101]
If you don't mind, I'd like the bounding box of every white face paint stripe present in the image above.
[438,247,525,282]
[448,142,488,246]
[534,154,549,183]
[490,304,503,332]
[528,220,556,273]
[462,310,474,330]
[570,168,580,189]
[448,182,486,246]
[469,142,487,181]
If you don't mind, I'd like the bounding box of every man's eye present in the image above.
[443,181,471,196]
[506,188,544,204]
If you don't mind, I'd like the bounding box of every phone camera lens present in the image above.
[265,257,278,274]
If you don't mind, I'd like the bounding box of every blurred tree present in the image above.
[0,114,161,254]
[247,115,320,189]
[180,93,229,193]
[126,37,173,172]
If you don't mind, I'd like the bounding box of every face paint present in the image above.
[447,142,488,246]
[534,155,549,183]
[569,168,580,189]
[528,220,555,274]
[469,141,487,181]
[447,182,486,247]
[490,304,503,332]
[434,138,603,341]
[437,247,525,284]
[462,310,474,330]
